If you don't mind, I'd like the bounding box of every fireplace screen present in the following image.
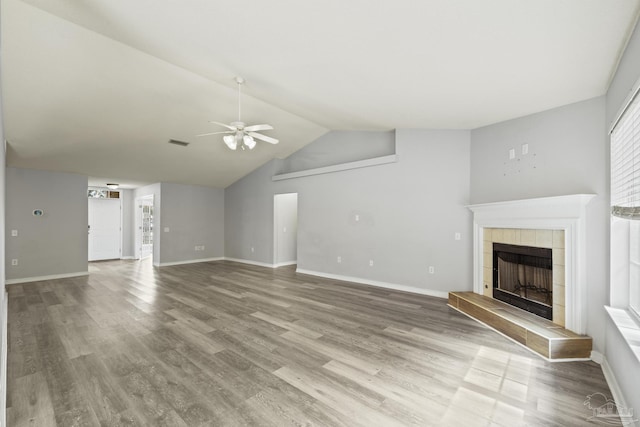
[493,243,553,320]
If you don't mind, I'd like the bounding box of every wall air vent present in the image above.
[168,139,190,147]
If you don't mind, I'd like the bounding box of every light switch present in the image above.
[11,230,17,237]
[509,148,516,160]
[164,227,170,232]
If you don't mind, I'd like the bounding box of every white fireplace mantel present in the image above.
[467,194,596,334]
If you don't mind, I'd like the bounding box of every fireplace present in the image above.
[468,194,595,334]
[493,243,553,320]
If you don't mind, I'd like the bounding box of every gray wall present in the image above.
[5,167,88,280]
[159,182,224,265]
[226,129,473,294]
[120,189,135,258]
[470,97,608,353]
[604,17,640,418]
[275,130,396,174]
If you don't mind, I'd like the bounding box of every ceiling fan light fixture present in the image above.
[223,134,237,150]
[243,135,256,150]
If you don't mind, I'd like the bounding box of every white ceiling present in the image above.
[2,0,639,188]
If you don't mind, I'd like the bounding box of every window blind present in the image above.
[612,90,640,219]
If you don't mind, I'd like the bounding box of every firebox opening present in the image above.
[493,243,553,320]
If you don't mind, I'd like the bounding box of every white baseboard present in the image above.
[0,291,7,427]
[158,257,224,267]
[5,271,89,285]
[295,269,449,299]
[120,256,135,260]
[600,356,639,426]
[223,258,276,268]
[274,261,297,268]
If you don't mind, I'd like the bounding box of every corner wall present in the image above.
[225,129,472,296]
[5,167,88,282]
[469,96,608,353]
[159,182,224,265]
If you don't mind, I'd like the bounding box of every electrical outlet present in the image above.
[455,232,461,240]
[429,266,434,274]
[195,245,199,251]
[522,143,529,155]
[11,230,17,237]
[355,214,360,222]
[11,259,18,266]
[369,260,374,267]
[251,247,255,253]
[337,256,341,263]
[509,148,516,160]
[164,227,170,233]
[201,245,205,251]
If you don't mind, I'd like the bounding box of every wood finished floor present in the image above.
[6,260,615,426]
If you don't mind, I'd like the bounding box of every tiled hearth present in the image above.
[452,195,596,360]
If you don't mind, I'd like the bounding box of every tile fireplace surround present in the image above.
[467,194,595,335]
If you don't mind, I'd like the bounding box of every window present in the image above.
[611,90,640,317]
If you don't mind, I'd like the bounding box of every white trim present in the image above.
[0,292,7,427]
[5,271,89,285]
[120,256,135,260]
[272,154,398,181]
[295,268,449,299]
[223,258,276,268]
[467,194,595,335]
[158,257,224,267]
[605,306,640,365]
[274,261,297,268]
[601,356,634,426]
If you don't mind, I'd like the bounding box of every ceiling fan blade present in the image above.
[244,124,273,132]
[209,121,237,131]
[248,132,279,144]
[196,131,234,137]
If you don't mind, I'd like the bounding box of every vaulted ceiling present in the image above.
[2,0,639,188]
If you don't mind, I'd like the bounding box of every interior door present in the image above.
[139,198,153,259]
[88,198,121,261]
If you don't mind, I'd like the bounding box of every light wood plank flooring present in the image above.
[6,260,616,426]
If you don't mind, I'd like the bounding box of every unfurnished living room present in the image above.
[1,0,640,426]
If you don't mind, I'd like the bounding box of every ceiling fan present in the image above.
[197,76,279,150]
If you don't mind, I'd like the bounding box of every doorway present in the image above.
[135,196,154,260]
[88,197,122,261]
[273,193,298,267]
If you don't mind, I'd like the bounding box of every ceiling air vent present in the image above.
[168,139,190,147]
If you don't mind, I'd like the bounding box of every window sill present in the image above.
[605,306,640,364]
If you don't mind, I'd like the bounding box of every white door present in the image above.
[88,198,121,261]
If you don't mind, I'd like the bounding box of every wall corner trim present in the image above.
[0,293,7,427]
[272,154,398,181]
[223,258,276,268]
[295,268,449,299]
[5,271,89,285]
